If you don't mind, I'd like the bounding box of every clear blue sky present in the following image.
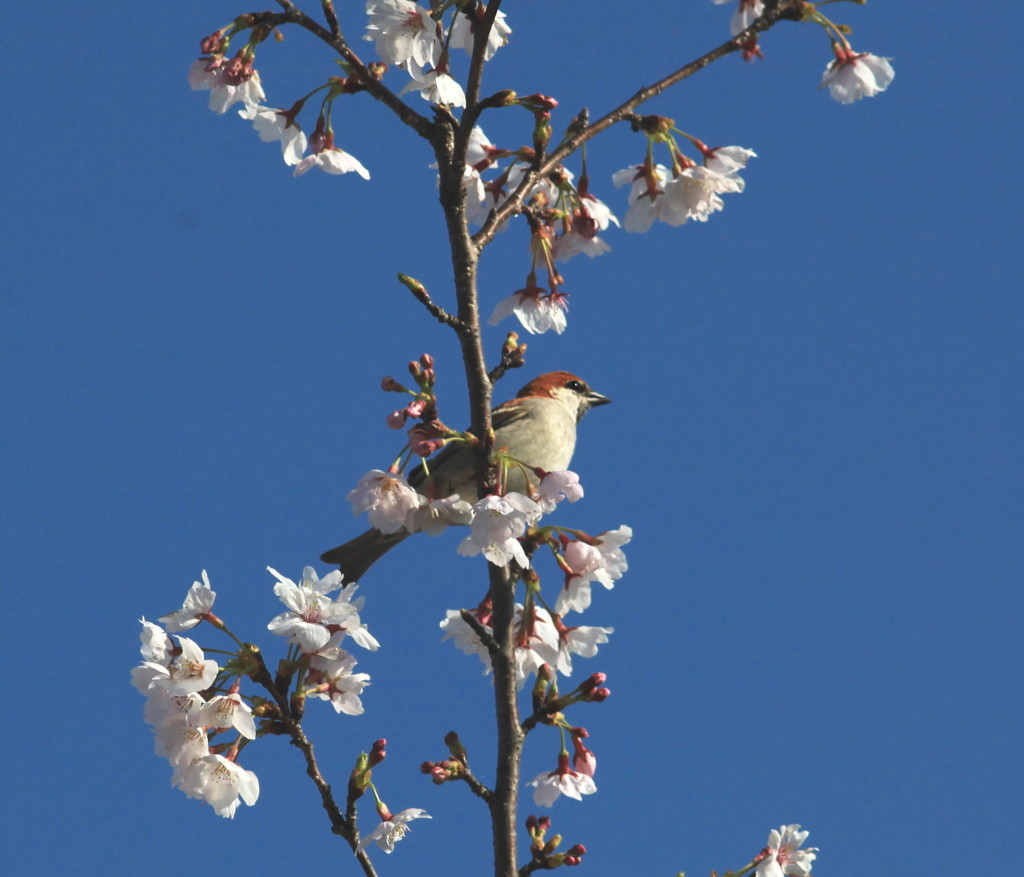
[3,3,1020,875]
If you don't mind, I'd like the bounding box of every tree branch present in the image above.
[486,562,525,877]
[265,1,436,139]
[473,0,804,248]
[247,647,379,877]
[397,274,464,328]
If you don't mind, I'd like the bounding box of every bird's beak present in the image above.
[587,389,611,408]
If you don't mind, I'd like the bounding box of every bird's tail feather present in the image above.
[320,528,408,582]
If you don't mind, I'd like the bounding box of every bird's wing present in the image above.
[408,401,527,490]
[408,440,462,489]
[490,399,530,431]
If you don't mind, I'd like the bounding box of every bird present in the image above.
[320,371,610,581]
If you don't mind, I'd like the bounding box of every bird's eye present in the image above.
[566,380,585,393]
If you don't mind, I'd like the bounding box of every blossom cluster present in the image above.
[459,120,757,336]
[131,567,377,817]
[131,574,259,818]
[366,0,511,108]
[709,0,894,103]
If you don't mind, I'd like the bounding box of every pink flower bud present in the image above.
[381,375,406,392]
[387,409,408,429]
[405,399,427,418]
[572,747,596,777]
[200,31,224,54]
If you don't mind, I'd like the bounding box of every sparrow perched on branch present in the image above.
[320,371,610,581]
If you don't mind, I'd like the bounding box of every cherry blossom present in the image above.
[177,754,260,818]
[357,808,432,854]
[756,825,818,877]
[190,691,257,739]
[704,145,757,176]
[532,470,584,513]
[238,104,307,166]
[399,69,467,108]
[266,565,371,653]
[466,126,500,167]
[820,48,895,104]
[665,164,745,223]
[450,8,512,61]
[347,469,425,534]
[406,494,474,535]
[712,0,764,36]
[457,493,541,567]
[556,525,632,614]
[159,570,216,632]
[307,650,371,715]
[554,193,619,262]
[138,617,173,663]
[488,288,568,335]
[188,58,265,115]
[613,163,689,232]
[293,143,371,179]
[528,754,597,806]
[364,0,439,70]
[156,712,211,767]
[145,636,219,696]
[543,621,613,677]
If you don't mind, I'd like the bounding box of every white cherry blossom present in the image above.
[399,69,466,108]
[488,289,568,335]
[712,0,764,36]
[457,493,541,567]
[756,825,818,877]
[156,712,211,767]
[266,565,366,653]
[532,470,584,513]
[189,60,265,114]
[440,608,492,664]
[821,50,894,104]
[178,754,260,818]
[704,145,757,176]
[293,146,371,179]
[347,470,425,534]
[357,808,431,853]
[238,104,307,166]
[556,526,632,614]
[665,165,745,222]
[307,650,371,715]
[450,9,511,60]
[145,636,219,696]
[544,623,613,677]
[528,758,597,807]
[613,163,689,232]
[406,494,474,535]
[364,0,439,70]
[190,691,257,739]
[138,617,173,663]
[159,570,216,632]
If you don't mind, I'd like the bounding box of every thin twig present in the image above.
[397,274,463,328]
[247,648,380,877]
[265,2,435,139]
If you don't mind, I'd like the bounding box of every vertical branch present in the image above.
[432,90,519,877]
[486,562,524,877]
[432,123,493,443]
